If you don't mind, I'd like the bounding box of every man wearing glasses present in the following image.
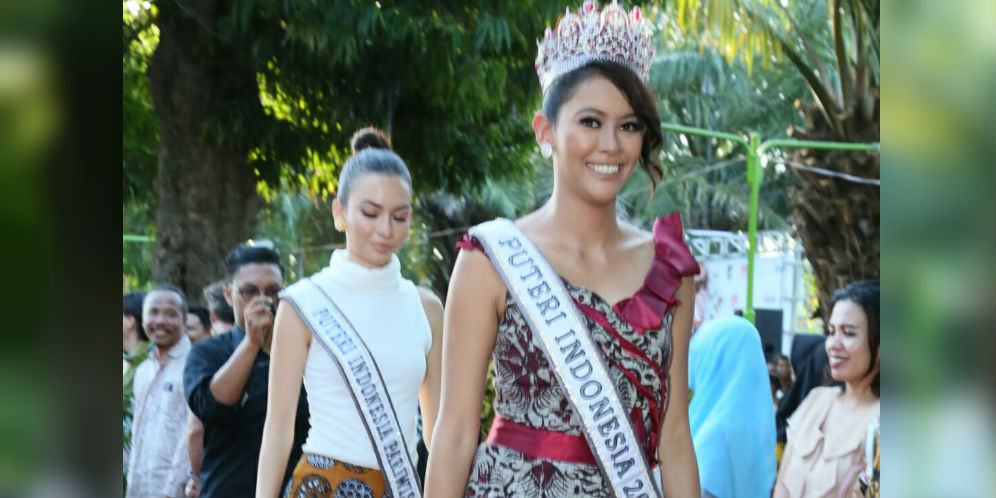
[183,242,309,498]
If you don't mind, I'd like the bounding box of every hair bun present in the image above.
[350,127,392,153]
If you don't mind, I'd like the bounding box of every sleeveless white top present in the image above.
[300,249,431,468]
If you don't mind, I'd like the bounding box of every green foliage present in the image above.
[203,0,560,195]
[122,197,156,292]
[631,28,808,230]
[406,154,544,301]
[480,361,497,441]
[661,0,880,141]
[122,1,159,206]
[660,0,880,313]
[121,0,576,298]
[252,177,342,283]
[660,0,788,73]
[122,2,159,292]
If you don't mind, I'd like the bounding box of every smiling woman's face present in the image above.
[825,299,875,384]
[548,75,644,206]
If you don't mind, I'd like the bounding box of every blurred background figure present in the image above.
[202,281,235,337]
[186,242,308,498]
[122,291,149,487]
[776,354,794,390]
[689,315,777,498]
[123,291,149,372]
[775,333,830,464]
[773,353,795,401]
[180,307,213,497]
[767,354,781,406]
[774,280,880,498]
[186,306,212,344]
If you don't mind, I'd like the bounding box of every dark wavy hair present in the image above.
[541,59,664,192]
[826,279,880,397]
[123,291,147,341]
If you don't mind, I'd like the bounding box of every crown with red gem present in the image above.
[535,0,654,93]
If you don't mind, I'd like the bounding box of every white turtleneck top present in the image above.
[298,249,431,468]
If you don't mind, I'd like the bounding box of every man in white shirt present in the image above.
[126,284,192,498]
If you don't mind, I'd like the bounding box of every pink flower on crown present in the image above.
[535,0,654,93]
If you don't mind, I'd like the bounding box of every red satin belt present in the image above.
[486,414,597,465]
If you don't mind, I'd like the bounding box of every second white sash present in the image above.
[281,279,422,498]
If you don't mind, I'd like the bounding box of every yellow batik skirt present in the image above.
[282,453,388,498]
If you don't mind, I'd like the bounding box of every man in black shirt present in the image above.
[183,243,309,497]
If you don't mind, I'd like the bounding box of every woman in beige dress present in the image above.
[774,280,880,498]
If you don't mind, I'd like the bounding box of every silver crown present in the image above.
[535,0,654,93]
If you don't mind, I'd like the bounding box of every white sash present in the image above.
[281,279,421,498]
[470,218,661,498]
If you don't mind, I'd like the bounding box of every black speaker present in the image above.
[736,308,782,357]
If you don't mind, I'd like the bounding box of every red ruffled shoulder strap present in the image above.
[613,212,700,333]
[455,233,483,253]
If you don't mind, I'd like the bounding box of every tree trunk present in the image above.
[147,0,261,302]
[788,100,879,319]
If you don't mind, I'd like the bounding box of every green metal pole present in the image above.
[758,138,879,155]
[659,122,750,148]
[123,234,155,243]
[744,132,761,325]
[658,122,878,326]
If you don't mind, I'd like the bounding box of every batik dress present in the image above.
[457,214,699,498]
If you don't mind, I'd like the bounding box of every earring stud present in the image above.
[540,142,552,158]
[334,218,346,231]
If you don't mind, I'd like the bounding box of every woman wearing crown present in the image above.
[424,2,700,497]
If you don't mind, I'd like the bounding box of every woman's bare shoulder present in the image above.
[274,298,312,345]
[450,241,507,314]
[417,286,443,311]
[618,220,655,256]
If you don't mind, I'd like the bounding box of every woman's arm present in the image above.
[423,249,503,497]
[657,276,701,498]
[417,286,444,448]
[255,301,311,498]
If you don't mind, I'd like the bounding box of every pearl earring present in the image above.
[540,142,552,158]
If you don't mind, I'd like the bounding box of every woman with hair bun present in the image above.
[350,126,392,153]
[257,128,443,498]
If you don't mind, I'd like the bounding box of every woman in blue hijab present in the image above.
[689,315,777,498]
